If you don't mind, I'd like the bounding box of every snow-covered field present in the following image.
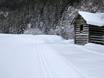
[0,34,104,78]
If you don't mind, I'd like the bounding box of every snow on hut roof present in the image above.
[78,11,104,26]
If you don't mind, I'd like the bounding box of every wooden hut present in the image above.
[72,11,104,45]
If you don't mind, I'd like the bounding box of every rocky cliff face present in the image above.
[0,0,103,39]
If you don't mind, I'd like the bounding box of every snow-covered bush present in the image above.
[24,28,44,35]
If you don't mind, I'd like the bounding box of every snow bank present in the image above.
[0,34,63,44]
[84,43,104,54]
[0,34,104,78]
[1,34,82,78]
[50,41,104,78]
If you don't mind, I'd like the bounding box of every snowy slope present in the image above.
[0,34,104,78]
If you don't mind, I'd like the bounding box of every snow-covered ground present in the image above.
[0,34,104,78]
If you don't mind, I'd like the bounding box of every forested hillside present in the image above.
[0,0,104,39]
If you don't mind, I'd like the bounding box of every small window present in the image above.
[80,25,84,33]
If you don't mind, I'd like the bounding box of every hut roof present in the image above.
[79,11,104,26]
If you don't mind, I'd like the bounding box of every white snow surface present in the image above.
[79,11,104,26]
[0,34,104,78]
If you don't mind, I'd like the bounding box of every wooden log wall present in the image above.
[74,15,89,45]
[89,26,104,45]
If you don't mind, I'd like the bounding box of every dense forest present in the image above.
[0,0,104,39]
